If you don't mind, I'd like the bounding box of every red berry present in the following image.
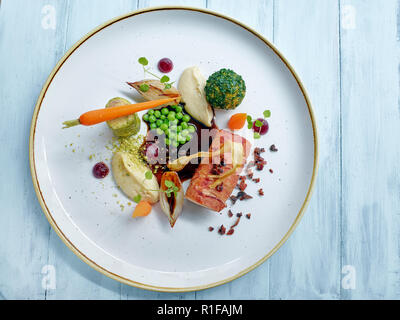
[93,162,109,179]
[158,58,173,73]
[252,118,269,135]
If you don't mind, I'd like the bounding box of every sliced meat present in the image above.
[185,130,251,212]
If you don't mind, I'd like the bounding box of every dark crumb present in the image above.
[254,147,264,155]
[237,191,253,200]
[226,228,235,235]
[270,144,278,152]
[256,164,264,171]
[258,188,264,196]
[246,213,251,219]
[247,172,254,179]
[216,183,223,192]
[230,195,238,204]
[218,225,226,235]
[208,226,214,232]
[239,175,246,181]
[269,169,274,174]
[252,178,260,183]
[236,212,243,218]
[231,215,242,228]
[228,210,234,218]
[239,180,247,191]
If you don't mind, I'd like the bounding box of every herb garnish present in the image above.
[164,180,179,198]
[133,194,142,203]
[255,120,263,128]
[145,170,153,180]
[138,57,175,90]
[139,83,149,92]
[247,115,253,129]
[144,171,179,198]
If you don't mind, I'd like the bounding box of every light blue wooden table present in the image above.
[0,0,399,300]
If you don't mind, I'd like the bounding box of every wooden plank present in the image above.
[62,0,137,51]
[193,0,274,300]
[340,0,400,299]
[138,0,206,7]
[44,0,138,300]
[0,0,70,299]
[267,0,341,299]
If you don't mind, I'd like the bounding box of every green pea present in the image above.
[164,118,170,125]
[176,106,183,113]
[170,105,177,110]
[161,108,169,115]
[150,123,157,130]
[160,123,168,131]
[177,125,182,133]
[167,113,176,121]
[169,119,178,126]
[181,122,188,130]
[188,125,196,133]
[154,110,161,118]
[165,138,170,146]
[169,133,176,140]
[156,128,164,135]
[156,119,163,127]
[181,129,189,136]
[142,114,149,122]
[178,134,186,144]
[182,115,191,122]
[186,135,192,142]
[160,114,166,120]
[176,112,183,120]
[149,115,157,123]
[148,110,154,115]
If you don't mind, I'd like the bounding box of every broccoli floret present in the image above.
[205,69,246,110]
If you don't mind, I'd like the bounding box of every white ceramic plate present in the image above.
[30,7,318,292]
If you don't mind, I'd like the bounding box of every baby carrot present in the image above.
[62,97,178,128]
[132,200,152,218]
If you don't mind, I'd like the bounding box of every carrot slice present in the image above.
[132,200,152,218]
[228,113,247,130]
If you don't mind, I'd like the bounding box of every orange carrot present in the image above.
[62,97,178,128]
[228,113,247,130]
[132,200,152,218]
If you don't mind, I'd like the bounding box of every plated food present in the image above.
[31,7,317,292]
[62,56,274,232]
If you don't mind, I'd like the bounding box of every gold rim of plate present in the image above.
[29,6,319,293]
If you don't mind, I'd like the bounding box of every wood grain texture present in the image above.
[340,0,400,299]
[0,0,399,299]
[0,0,70,300]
